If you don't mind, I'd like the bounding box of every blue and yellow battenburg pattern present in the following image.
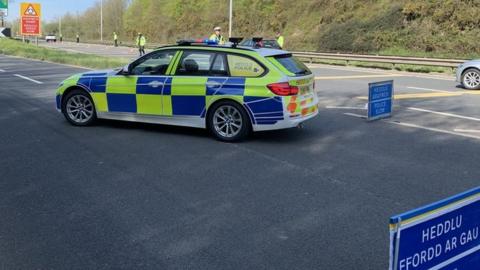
[56,72,317,125]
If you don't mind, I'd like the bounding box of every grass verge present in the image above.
[0,38,129,69]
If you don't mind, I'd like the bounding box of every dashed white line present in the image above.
[14,74,43,84]
[0,69,5,72]
[407,107,480,122]
[407,86,455,93]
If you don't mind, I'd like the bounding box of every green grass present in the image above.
[0,38,129,69]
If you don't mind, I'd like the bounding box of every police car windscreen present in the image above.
[273,54,311,76]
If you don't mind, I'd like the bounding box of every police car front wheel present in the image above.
[62,89,96,126]
[208,101,250,141]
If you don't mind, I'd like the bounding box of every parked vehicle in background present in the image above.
[457,60,480,90]
[45,34,57,42]
[239,38,282,49]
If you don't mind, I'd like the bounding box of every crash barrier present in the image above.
[292,51,465,70]
[10,36,467,70]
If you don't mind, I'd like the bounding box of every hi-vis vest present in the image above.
[136,36,146,46]
[277,36,284,48]
[209,34,226,45]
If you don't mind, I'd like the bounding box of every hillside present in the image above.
[35,0,480,58]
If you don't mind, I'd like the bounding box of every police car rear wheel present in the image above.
[208,101,250,141]
[62,90,96,126]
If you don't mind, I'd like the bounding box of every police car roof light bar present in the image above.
[176,39,195,46]
[177,39,219,46]
[229,37,244,48]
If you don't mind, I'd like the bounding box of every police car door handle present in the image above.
[206,81,222,88]
[148,80,164,88]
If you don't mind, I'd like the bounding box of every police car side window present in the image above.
[210,54,228,77]
[131,51,176,76]
[227,54,265,77]
[176,51,215,76]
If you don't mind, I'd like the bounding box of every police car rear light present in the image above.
[267,82,299,96]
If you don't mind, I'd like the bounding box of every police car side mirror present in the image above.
[121,64,131,75]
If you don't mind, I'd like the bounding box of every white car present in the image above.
[45,34,57,42]
[456,60,480,90]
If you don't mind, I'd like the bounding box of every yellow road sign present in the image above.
[21,2,40,17]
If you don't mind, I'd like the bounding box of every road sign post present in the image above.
[20,2,41,37]
[389,187,480,270]
[229,0,233,37]
[367,80,393,121]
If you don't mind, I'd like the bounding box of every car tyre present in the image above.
[62,89,97,126]
[462,68,480,90]
[207,100,251,142]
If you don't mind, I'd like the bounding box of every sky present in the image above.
[5,0,98,22]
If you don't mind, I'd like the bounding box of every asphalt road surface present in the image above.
[1,54,479,269]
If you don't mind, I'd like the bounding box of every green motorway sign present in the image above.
[0,0,7,9]
[0,0,7,17]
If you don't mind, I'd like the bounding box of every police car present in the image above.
[55,38,318,141]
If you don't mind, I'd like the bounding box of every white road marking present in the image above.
[387,121,480,140]
[343,112,365,118]
[0,69,5,72]
[407,107,480,122]
[326,106,366,110]
[307,64,394,74]
[315,74,403,80]
[14,74,43,84]
[31,73,77,79]
[453,129,480,133]
[343,113,480,140]
[412,75,455,81]
[407,86,455,93]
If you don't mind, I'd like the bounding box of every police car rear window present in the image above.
[272,54,311,76]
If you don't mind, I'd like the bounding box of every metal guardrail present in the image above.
[291,51,466,69]
[11,36,468,70]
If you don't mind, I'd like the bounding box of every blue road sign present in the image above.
[389,187,480,270]
[368,80,393,120]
